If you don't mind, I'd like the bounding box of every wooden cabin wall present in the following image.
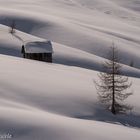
[24,53,52,63]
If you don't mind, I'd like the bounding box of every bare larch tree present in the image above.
[95,44,132,114]
[9,20,16,34]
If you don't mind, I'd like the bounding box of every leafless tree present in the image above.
[95,44,133,114]
[130,60,134,67]
[9,20,16,34]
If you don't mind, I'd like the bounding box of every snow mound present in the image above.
[0,0,140,69]
[0,1,140,139]
[0,54,140,139]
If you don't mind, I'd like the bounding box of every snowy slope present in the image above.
[0,24,140,77]
[0,0,140,69]
[0,0,140,140]
[0,55,140,140]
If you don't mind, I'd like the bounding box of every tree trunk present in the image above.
[111,47,116,115]
[111,92,116,114]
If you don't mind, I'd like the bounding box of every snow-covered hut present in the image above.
[21,41,53,63]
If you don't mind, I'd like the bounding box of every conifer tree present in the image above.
[95,44,132,114]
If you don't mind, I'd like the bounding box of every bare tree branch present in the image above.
[95,44,133,114]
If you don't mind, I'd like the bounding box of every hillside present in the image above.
[0,0,140,140]
[0,55,140,140]
[0,0,140,69]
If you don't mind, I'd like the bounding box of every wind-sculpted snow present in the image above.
[0,0,140,139]
[0,0,140,69]
[0,55,140,140]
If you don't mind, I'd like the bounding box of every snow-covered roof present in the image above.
[24,41,53,53]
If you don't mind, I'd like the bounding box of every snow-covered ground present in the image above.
[0,0,140,140]
[0,0,140,69]
[1,55,140,140]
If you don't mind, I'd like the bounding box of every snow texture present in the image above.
[0,0,140,140]
[24,41,53,53]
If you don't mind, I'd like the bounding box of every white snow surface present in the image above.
[1,55,140,140]
[0,0,140,140]
[25,41,53,53]
[0,0,140,69]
